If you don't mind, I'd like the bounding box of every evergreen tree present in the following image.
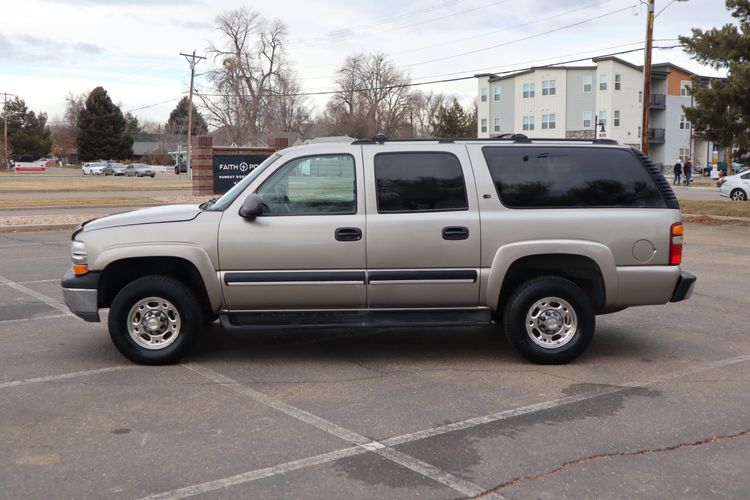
[76,87,133,161]
[1,97,52,158]
[680,0,750,156]
[165,97,208,136]
[430,98,476,138]
[123,112,143,134]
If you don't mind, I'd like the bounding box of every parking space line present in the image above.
[0,274,71,316]
[0,366,131,390]
[0,256,66,263]
[0,313,71,326]
[183,362,500,499]
[154,354,750,499]
[0,278,60,287]
[141,446,367,500]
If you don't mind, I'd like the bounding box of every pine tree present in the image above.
[680,0,750,156]
[1,97,52,158]
[430,99,476,138]
[76,87,133,161]
[165,97,208,136]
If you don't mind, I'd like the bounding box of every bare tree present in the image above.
[323,53,416,138]
[410,90,445,137]
[199,7,308,145]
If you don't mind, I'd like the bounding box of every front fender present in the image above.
[482,239,618,309]
[94,244,222,311]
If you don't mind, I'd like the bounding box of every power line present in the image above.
[195,45,680,99]
[297,0,513,49]
[397,3,639,69]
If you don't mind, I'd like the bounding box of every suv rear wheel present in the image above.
[503,276,594,364]
[108,276,203,365]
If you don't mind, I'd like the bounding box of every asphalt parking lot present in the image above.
[1,224,749,499]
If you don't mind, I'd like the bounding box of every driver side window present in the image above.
[257,155,356,215]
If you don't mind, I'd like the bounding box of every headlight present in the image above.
[71,241,88,276]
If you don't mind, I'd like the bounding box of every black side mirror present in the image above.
[239,193,263,219]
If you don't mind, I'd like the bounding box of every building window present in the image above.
[480,87,488,102]
[522,83,535,98]
[493,86,501,101]
[481,118,487,133]
[600,74,608,91]
[679,115,691,130]
[615,74,622,90]
[598,111,607,127]
[493,117,501,133]
[583,111,592,129]
[542,79,556,96]
[679,147,691,162]
[541,113,556,130]
[583,75,593,93]
[522,115,535,131]
[638,126,642,138]
[614,110,621,127]
[680,80,691,96]
[639,91,643,103]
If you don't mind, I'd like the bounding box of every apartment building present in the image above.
[476,57,710,169]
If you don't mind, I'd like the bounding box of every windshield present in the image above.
[209,153,281,211]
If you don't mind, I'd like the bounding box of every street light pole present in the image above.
[641,0,655,155]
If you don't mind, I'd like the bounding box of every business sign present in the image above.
[213,154,271,194]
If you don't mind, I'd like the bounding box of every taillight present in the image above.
[669,222,684,265]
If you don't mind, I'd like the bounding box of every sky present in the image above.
[0,0,736,127]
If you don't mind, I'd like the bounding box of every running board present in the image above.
[220,309,493,330]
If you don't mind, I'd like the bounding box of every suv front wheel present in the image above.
[503,276,595,365]
[108,276,203,365]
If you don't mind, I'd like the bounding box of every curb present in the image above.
[0,223,78,233]
[683,213,750,225]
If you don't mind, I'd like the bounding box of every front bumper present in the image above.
[670,271,697,302]
[61,270,101,322]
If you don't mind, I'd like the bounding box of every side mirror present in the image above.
[239,193,263,219]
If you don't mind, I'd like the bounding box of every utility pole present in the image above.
[641,0,655,156]
[180,50,205,180]
[2,92,16,170]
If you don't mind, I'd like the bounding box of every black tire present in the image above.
[108,276,203,365]
[175,167,180,175]
[503,276,595,365]
[730,189,747,201]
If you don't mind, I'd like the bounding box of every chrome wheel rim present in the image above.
[732,190,746,201]
[525,296,578,349]
[127,296,181,350]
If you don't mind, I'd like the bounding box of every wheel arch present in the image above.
[484,240,617,314]
[96,252,221,313]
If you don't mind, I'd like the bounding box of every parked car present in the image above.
[11,155,46,172]
[62,134,696,365]
[174,161,187,174]
[125,163,155,177]
[82,162,106,175]
[103,162,126,176]
[719,171,750,201]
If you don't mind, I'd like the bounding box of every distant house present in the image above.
[129,133,184,162]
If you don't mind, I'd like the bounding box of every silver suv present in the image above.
[62,135,696,365]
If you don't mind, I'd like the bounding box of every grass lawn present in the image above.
[0,197,160,209]
[0,176,189,191]
[680,199,750,218]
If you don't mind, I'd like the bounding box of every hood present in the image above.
[83,204,202,232]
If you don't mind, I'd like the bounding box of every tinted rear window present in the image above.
[482,146,666,208]
[374,152,468,213]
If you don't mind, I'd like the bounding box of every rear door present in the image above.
[363,145,481,307]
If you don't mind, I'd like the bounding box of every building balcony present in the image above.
[650,93,666,109]
[649,128,665,144]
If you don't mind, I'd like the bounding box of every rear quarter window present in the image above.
[482,146,666,208]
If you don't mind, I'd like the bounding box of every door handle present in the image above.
[335,227,362,241]
[442,226,469,240]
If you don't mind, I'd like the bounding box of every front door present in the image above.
[218,150,367,310]
[363,146,481,307]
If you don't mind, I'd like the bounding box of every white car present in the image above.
[82,162,105,175]
[719,171,750,201]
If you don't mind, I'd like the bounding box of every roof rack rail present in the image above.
[349,135,620,145]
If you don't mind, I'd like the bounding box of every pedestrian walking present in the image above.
[684,159,692,186]
[673,159,682,186]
